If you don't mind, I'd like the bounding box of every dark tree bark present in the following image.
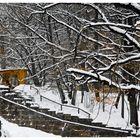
[115,3,140,17]
[81,83,89,103]
[56,78,66,104]
[128,89,139,126]
[121,92,124,118]
[71,86,77,105]
[115,93,121,109]
[122,16,139,127]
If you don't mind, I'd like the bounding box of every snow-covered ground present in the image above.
[1,84,140,136]
[14,84,140,134]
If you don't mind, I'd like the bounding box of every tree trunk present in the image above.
[33,76,41,87]
[71,86,77,105]
[122,17,139,127]
[115,93,121,108]
[121,92,124,118]
[128,89,139,126]
[56,79,66,104]
[81,83,89,103]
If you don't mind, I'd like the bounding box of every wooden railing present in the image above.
[40,95,91,118]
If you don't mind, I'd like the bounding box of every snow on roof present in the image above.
[0,85,9,88]
[0,67,27,72]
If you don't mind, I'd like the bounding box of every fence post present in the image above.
[88,113,90,119]
[40,96,42,101]
[78,108,80,114]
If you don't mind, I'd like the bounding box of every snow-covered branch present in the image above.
[46,12,104,46]
[98,53,140,72]
[12,17,70,53]
[115,3,140,16]
[67,68,140,90]
[85,3,140,52]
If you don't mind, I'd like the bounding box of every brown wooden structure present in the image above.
[0,68,27,87]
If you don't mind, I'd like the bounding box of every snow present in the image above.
[14,84,32,93]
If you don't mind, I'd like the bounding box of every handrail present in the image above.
[30,86,39,95]
[40,95,91,118]
[0,96,132,134]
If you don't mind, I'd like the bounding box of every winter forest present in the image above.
[0,3,140,137]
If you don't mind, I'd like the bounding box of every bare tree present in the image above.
[0,3,139,126]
